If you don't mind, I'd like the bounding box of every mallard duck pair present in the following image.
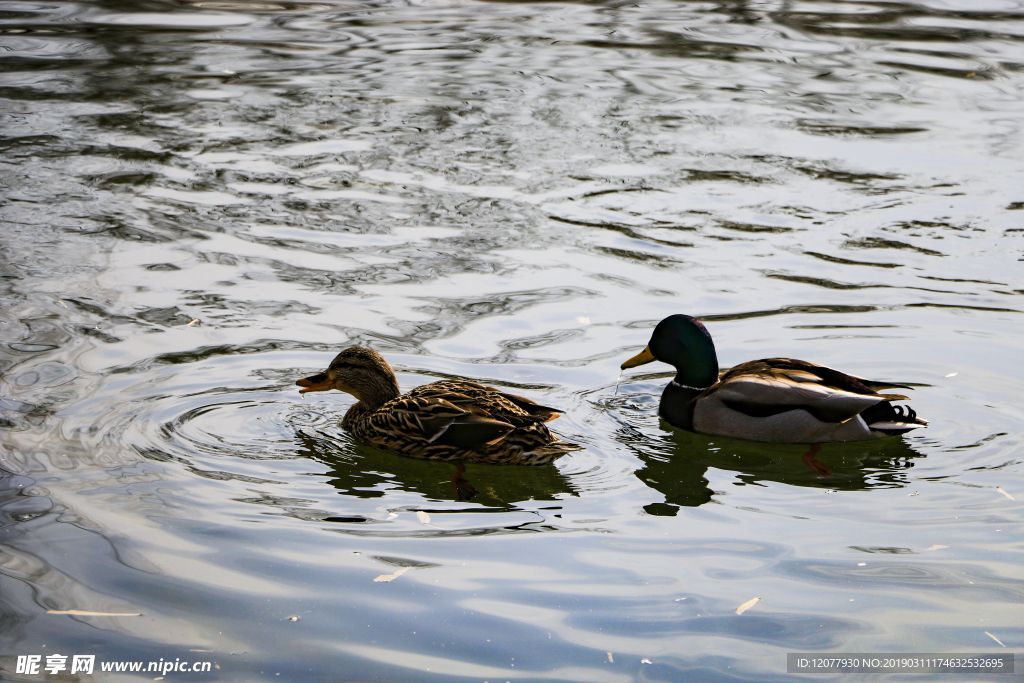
[297,314,926,496]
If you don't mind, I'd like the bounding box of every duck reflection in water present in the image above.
[294,430,578,509]
[619,314,929,511]
[626,428,926,516]
[296,347,580,501]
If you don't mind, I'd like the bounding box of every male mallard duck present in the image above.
[621,314,928,446]
[297,347,580,499]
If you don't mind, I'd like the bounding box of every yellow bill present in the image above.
[621,345,656,370]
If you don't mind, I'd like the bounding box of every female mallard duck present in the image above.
[621,314,928,445]
[297,347,579,499]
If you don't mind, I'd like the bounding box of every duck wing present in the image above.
[714,358,905,424]
[366,396,516,450]
[406,380,564,422]
[489,390,564,422]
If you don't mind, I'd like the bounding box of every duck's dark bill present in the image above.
[296,373,332,393]
[621,345,656,370]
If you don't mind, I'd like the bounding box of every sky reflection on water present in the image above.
[1,0,1023,680]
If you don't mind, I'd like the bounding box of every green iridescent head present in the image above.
[621,314,719,388]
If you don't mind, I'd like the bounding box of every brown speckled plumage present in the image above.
[297,347,579,465]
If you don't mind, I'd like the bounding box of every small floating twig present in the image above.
[736,597,761,615]
[48,609,141,617]
[374,567,411,583]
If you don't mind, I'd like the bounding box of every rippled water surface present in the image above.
[2,0,1023,680]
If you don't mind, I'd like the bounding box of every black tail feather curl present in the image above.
[893,404,918,422]
[861,400,926,428]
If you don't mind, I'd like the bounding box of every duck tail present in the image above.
[860,379,915,392]
[862,402,928,435]
[510,440,582,465]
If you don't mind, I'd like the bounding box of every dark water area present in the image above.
[1,0,1023,680]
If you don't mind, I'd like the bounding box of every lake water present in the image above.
[1,0,1023,680]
